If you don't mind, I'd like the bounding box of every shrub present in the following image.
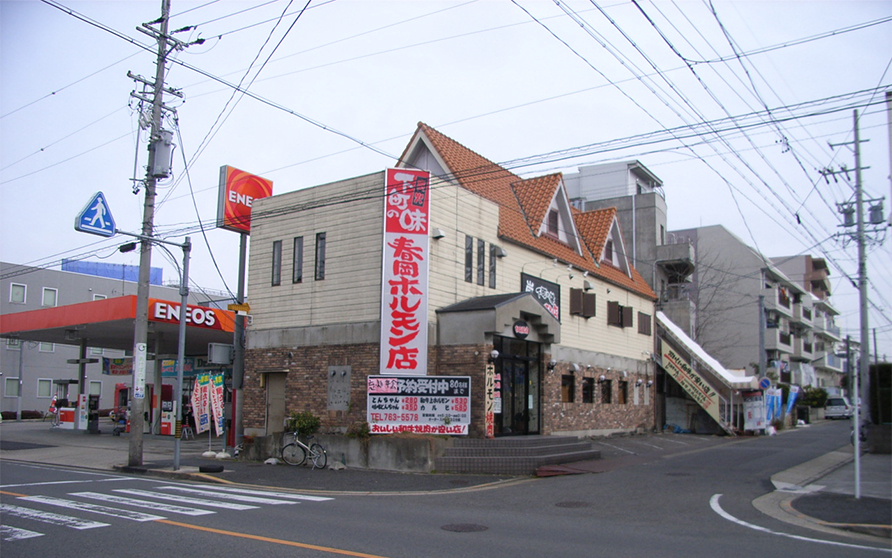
[799,386,828,408]
[285,411,320,435]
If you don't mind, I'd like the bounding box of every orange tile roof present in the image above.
[407,122,655,300]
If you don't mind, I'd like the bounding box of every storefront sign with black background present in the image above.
[521,273,561,322]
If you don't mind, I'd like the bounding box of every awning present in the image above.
[656,311,755,390]
[0,295,235,356]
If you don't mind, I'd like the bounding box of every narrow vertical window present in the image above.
[547,210,559,236]
[315,232,326,280]
[476,239,485,286]
[618,381,628,404]
[10,283,26,304]
[561,374,575,403]
[464,235,473,283]
[271,240,282,286]
[37,378,53,398]
[42,287,58,307]
[601,379,612,404]
[489,245,497,289]
[292,236,304,283]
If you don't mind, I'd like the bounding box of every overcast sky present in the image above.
[1,0,890,358]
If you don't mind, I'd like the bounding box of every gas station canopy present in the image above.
[0,295,235,356]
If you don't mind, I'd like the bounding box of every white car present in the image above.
[824,396,853,419]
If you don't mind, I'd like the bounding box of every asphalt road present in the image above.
[2,420,889,557]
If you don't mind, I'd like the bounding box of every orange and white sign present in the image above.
[216,165,273,233]
[379,169,431,375]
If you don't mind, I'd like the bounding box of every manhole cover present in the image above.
[555,501,591,508]
[0,441,55,451]
[441,524,488,533]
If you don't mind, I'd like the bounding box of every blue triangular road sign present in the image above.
[75,192,117,237]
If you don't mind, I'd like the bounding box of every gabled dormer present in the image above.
[601,218,631,276]
[512,174,583,256]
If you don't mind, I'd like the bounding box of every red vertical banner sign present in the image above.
[380,169,431,376]
[210,373,225,436]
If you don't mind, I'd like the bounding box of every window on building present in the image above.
[271,240,282,286]
[547,210,559,236]
[604,240,613,261]
[89,381,102,396]
[638,312,652,335]
[315,233,326,280]
[42,287,58,307]
[4,377,20,397]
[618,381,628,404]
[489,245,497,289]
[93,294,107,301]
[39,342,54,353]
[607,301,633,328]
[561,374,575,403]
[7,338,21,350]
[660,224,665,245]
[600,379,612,404]
[582,377,595,403]
[570,288,596,318]
[477,239,485,286]
[292,236,303,283]
[464,235,473,283]
[37,378,53,398]
[10,283,26,304]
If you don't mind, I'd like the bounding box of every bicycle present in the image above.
[281,430,327,469]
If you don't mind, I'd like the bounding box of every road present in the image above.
[2,420,888,557]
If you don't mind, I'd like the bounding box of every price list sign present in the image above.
[367,375,471,435]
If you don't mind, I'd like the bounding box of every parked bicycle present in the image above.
[281,430,327,469]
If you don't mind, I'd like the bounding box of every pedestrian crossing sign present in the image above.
[75,192,116,237]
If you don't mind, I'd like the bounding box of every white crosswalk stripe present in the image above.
[0,503,108,530]
[154,485,300,505]
[1,524,45,541]
[174,484,333,502]
[1,482,332,542]
[111,488,258,511]
[70,492,215,516]
[20,495,165,522]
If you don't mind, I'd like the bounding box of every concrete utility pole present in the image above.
[129,0,172,467]
[853,109,867,499]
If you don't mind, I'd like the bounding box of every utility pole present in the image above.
[825,109,888,499]
[128,0,172,467]
[852,109,867,499]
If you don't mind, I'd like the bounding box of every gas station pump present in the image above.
[87,394,100,434]
[159,384,175,435]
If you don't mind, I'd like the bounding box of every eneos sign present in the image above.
[216,165,273,233]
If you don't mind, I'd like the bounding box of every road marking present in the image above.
[1,480,92,489]
[593,442,637,454]
[0,503,108,529]
[156,519,393,558]
[174,484,333,502]
[21,495,165,522]
[1,524,44,541]
[710,494,891,553]
[112,489,258,511]
[155,485,299,505]
[70,492,215,516]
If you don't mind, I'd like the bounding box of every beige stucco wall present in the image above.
[247,172,654,362]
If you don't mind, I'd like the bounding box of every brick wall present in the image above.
[245,343,654,437]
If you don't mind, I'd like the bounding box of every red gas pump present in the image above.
[159,384,175,435]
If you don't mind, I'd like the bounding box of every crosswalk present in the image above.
[0,483,332,542]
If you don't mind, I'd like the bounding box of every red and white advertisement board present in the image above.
[367,376,470,435]
[379,169,431,375]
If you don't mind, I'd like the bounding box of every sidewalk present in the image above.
[1,419,889,538]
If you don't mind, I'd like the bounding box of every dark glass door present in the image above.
[495,336,540,436]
